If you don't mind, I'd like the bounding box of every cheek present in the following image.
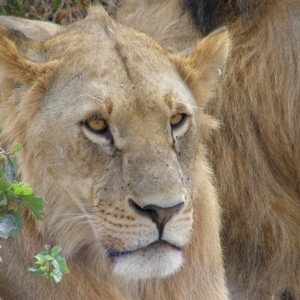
[174,124,198,160]
[177,145,199,174]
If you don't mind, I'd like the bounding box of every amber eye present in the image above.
[85,117,108,133]
[170,113,186,128]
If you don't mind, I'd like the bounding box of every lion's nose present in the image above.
[128,199,184,238]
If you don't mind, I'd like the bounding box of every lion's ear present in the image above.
[172,28,230,107]
[0,27,59,124]
[0,27,56,85]
[0,27,59,116]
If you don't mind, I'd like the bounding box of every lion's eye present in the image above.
[85,117,108,134]
[170,113,186,129]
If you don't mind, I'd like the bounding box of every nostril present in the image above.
[128,198,142,212]
[128,198,184,238]
[128,198,158,222]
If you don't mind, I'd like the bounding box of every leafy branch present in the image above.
[0,145,44,239]
[28,245,69,283]
[0,145,69,282]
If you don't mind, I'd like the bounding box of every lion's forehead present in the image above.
[45,23,196,113]
[44,58,195,124]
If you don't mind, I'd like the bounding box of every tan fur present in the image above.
[0,7,230,300]
[112,0,200,53]
[107,0,300,299]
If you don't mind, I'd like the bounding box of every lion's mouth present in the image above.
[107,240,181,258]
[109,240,184,279]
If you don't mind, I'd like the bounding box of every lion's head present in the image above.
[0,7,229,283]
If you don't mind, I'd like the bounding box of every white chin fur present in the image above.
[112,246,183,280]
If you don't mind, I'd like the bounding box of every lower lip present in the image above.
[108,240,181,258]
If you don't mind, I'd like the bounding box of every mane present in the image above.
[111,0,300,297]
[0,6,230,299]
[0,1,299,298]
[183,0,270,35]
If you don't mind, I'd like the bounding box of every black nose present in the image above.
[129,199,184,238]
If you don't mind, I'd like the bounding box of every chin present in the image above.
[110,241,183,280]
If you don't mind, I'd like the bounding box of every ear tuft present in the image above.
[188,27,229,79]
[172,27,230,107]
[0,27,46,84]
[0,26,59,122]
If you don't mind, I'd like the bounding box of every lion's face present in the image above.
[33,31,197,281]
[44,75,196,278]
[0,8,228,281]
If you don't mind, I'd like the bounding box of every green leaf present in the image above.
[4,189,16,202]
[29,245,69,282]
[52,273,62,283]
[0,179,9,192]
[4,156,16,183]
[8,211,23,237]
[53,256,70,274]
[28,267,44,277]
[34,260,45,265]
[51,246,61,257]
[39,265,49,272]
[19,195,44,220]
[35,252,52,262]
[9,183,33,196]
[8,183,44,220]
[0,212,23,239]
[11,144,22,153]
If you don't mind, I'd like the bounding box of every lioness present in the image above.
[0,7,229,300]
